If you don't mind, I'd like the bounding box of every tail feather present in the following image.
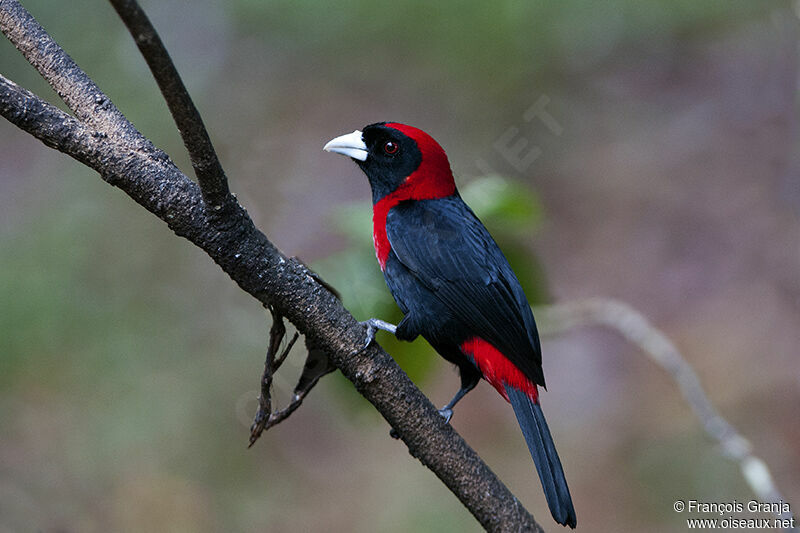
[506,386,577,528]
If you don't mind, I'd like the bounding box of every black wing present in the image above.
[386,196,545,387]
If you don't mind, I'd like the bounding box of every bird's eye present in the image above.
[383,140,399,155]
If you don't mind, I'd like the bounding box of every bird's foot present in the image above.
[351,318,397,355]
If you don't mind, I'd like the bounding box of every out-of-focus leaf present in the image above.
[461,175,544,231]
[330,205,374,247]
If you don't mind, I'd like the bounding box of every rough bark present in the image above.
[0,1,543,531]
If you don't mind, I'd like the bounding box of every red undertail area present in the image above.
[460,337,538,402]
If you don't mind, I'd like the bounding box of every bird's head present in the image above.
[324,122,456,204]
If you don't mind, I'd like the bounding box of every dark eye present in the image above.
[383,140,399,155]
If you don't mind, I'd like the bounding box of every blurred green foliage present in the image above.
[313,175,547,386]
[1,1,792,531]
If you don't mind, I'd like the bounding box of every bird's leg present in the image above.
[388,379,479,440]
[438,369,481,423]
[361,318,397,346]
[438,381,478,423]
[390,375,479,439]
[352,318,397,354]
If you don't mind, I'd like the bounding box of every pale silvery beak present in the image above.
[323,130,368,161]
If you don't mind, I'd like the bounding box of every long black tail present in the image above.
[506,386,576,528]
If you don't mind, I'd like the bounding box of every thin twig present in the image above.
[262,391,306,425]
[249,308,319,446]
[249,310,284,446]
[250,345,335,439]
[274,331,300,371]
[250,308,292,446]
[248,263,336,444]
[108,0,231,210]
[262,310,287,406]
[294,342,336,395]
[537,298,796,529]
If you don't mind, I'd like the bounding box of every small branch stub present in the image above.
[248,308,336,447]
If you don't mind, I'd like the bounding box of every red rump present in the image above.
[460,337,539,402]
[372,123,456,270]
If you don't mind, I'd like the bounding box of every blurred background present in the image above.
[1,0,798,531]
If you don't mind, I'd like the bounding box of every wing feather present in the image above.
[386,196,544,386]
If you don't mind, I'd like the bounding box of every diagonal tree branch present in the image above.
[0,0,145,148]
[0,75,118,170]
[108,0,231,210]
[0,4,544,530]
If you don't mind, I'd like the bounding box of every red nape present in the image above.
[371,123,456,270]
[460,337,539,402]
[384,123,455,199]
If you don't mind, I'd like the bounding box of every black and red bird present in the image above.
[324,122,576,528]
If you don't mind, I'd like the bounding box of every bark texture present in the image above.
[0,1,543,530]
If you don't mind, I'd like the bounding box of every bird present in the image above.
[324,122,576,528]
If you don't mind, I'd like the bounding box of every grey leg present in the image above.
[438,380,478,423]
